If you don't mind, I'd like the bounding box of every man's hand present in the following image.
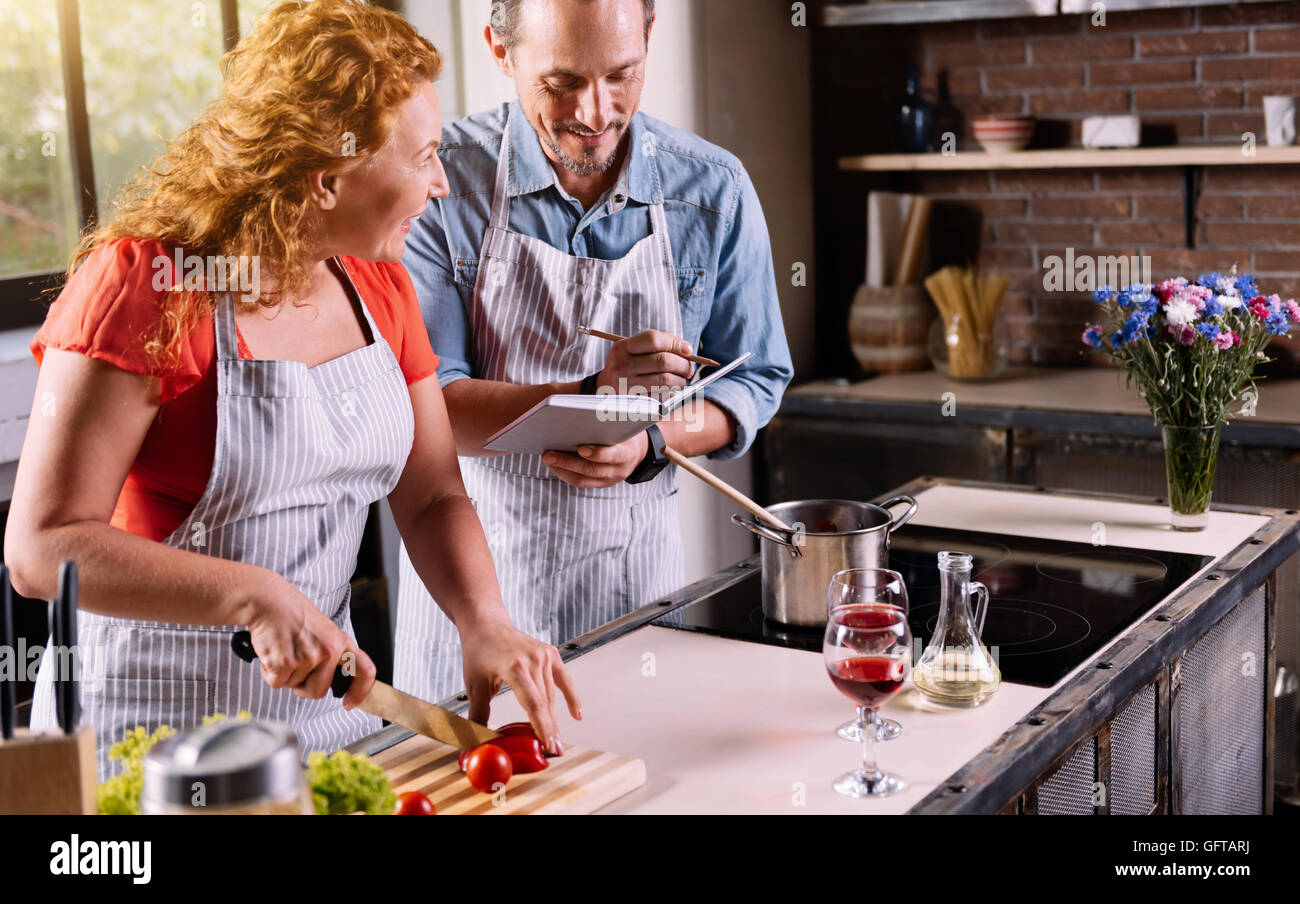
[459,613,583,756]
[542,431,649,489]
[596,329,694,396]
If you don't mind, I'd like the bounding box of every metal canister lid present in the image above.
[142,719,303,810]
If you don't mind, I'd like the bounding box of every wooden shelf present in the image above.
[821,0,1280,28]
[838,144,1300,172]
[821,0,1055,27]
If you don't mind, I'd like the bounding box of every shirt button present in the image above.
[614,194,626,204]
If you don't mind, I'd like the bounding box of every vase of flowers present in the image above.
[1083,270,1296,530]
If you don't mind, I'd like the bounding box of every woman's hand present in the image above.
[237,567,376,711]
[459,613,583,755]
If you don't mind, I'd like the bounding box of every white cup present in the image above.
[1264,96,1296,146]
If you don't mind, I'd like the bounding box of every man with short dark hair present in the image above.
[394,0,792,704]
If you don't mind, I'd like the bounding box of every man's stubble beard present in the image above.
[545,122,629,176]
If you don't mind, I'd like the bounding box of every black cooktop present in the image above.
[652,525,1213,688]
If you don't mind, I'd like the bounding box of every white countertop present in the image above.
[479,484,1272,813]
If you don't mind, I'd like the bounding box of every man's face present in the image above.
[498,0,649,177]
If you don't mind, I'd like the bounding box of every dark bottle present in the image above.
[931,70,965,154]
[896,63,934,154]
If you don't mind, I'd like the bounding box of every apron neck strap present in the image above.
[214,293,240,362]
[489,110,515,231]
[491,107,672,267]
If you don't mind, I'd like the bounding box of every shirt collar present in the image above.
[506,98,661,206]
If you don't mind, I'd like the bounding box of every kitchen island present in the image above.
[353,478,1298,814]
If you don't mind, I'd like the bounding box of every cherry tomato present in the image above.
[464,743,512,794]
[493,722,540,741]
[394,791,436,815]
[459,736,547,774]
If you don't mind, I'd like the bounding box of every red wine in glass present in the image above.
[824,602,912,798]
[828,655,908,709]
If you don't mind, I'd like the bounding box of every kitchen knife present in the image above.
[55,561,79,735]
[1,565,15,740]
[230,630,499,749]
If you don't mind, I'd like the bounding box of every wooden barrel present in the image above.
[848,284,932,374]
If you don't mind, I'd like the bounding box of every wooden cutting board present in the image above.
[369,734,646,815]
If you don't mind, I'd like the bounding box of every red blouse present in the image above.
[32,237,439,542]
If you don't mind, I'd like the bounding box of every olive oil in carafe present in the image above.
[912,648,1001,707]
[913,550,1002,708]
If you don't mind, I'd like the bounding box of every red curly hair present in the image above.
[67,0,442,365]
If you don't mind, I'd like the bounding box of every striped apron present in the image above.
[394,111,685,703]
[31,261,415,780]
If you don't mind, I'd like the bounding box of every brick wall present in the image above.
[811,1,1300,373]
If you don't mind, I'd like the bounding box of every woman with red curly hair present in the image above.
[5,0,579,779]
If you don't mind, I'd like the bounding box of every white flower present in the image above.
[1164,297,1200,327]
[1218,293,1243,310]
[1216,276,1237,296]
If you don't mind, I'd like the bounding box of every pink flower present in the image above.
[1213,331,1234,350]
[1155,277,1187,302]
[1286,300,1300,323]
[1230,330,1242,346]
[1165,322,1197,345]
[1250,296,1271,319]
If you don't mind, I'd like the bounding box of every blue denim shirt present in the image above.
[402,100,793,460]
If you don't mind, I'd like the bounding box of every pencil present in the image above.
[577,325,722,368]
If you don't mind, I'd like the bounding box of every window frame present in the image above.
[0,0,242,331]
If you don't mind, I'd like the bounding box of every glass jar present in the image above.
[927,315,1010,381]
[142,719,313,815]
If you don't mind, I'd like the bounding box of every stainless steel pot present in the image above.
[731,497,918,627]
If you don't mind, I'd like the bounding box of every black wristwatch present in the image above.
[579,371,602,395]
[626,424,669,484]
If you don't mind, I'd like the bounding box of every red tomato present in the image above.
[459,737,547,774]
[464,743,512,794]
[492,736,550,773]
[394,791,436,815]
[493,722,540,741]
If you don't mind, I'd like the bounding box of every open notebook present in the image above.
[483,353,753,455]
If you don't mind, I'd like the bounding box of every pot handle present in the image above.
[879,495,918,532]
[730,514,803,559]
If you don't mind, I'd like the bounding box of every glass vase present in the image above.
[1160,424,1221,531]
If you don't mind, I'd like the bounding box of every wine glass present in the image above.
[824,603,912,798]
[828,568,908,742]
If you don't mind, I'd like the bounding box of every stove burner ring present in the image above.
[1035,549,1168,588]
[910,597,1094,657]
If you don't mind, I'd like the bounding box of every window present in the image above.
[0,0,279,330]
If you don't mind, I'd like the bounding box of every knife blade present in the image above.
[55,561,79,735]
[230,630,499,749]
[1,565,15,740]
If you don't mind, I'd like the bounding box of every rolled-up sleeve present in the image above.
[403,197,473,387]
[696,167,794,461]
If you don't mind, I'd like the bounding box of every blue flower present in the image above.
[1202,295,1225,318]
[1234,273,1259,298]
[1197,322,1220,340]
[1093,286,1114,305]
[1082,325,1105,349]
[1267,309,1291,336]
[1196,272,1222,290]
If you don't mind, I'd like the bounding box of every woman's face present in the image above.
[320,81,449,263]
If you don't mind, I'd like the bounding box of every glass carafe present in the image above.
[912,551,1001,707]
